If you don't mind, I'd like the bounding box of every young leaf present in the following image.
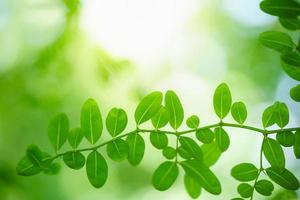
[134,91,163,125]
[165,90,184,130]
[282,62,300,81]
[150,132,168,149]
[231,102,247,124]
[106,138,129,162]
[213,83,232,119]
[186,115,200,129]
[263,138,285,170]
[16,156,42,176]
[196,129,214,144]
[184,174,201,199]
[293,131,300,159]
[152,161,179,191]
[281,51,300,67]
[68,128,84,149]
[260,0,300,18]
[279,17,300,30]
[266,167,300,190]
[86,151,108,188]
[177,146,192,159]
[262,103,277,128]
[180,159,221,195]
[106,108,128,137]
[81,99,103,145]
[259,31,295,53]
[162,146,177,160]
[214,127,230,152]
[48,113,69,152]
[126,133,145,166]
[201,142,221,167]
[151,106,169,129]
[290,84,300,102]
[237,183,253,198]
[63,151,85,170]
[231,163,259,182]
[274,102,289,128]
[254,179,274,196]
[276,131,295,147]
[179,136,203,160]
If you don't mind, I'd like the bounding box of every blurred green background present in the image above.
[0,0,299,199]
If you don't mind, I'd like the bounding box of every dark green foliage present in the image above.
[263,138,285,170]
[266,167,300,190]
[259,31,295,53]
[162,146,177,160]
[152,161,178,191]
[126,133,145,166]
[254,179,274,196]
[106,139,129,162]
[86,151,108,188]
[237,183,253,198]
[279,17,300,30]
[294,131,300,158]
[260,0,300,18]
[276,131,295,147]
[63,151,85,170]
[196,129,214,144]
[290,84,300,102]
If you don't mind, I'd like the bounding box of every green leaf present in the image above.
[186,115,200,129]
[201,142,221,167]
[266,167,300,190]
[44,162,61,175]
[86,151,108,188]
[282,62,300,81]
[126,133,145,166]
[106,138,129,162]
[281,51,300,67]
[274,102,289,128]
[262,103,277,128]
[165,90,184,130]
[237,183,253,198]
[177,146,192,159]
[48,113,69,152]
[68,128,84,149]
[294,131,300,159]
[150,132,168,149]
[63,151,85,170]
[259,31,295,53]
[106,108,128,137]
[213,83,232,119]
[231,102,247,124]
[263,138,285,170]
[135,91,163,125]
[254,179,274,196]
[179,136,203,160]
[279,17,300,30]
[260,0,300,18]
[214,127,230,152]
[180,159,221,195]
[81,99,103,145]
[152,161,179,191]
[184,174,201,199]
[231,198,244,200]
[231,163,259,182]
[196,128,214,144]
[276,131,295,147]
[16,156,42,176]
[162,146,177,160]
[151,106,169,129]
[290,84,300,102]
[26,145,51,169]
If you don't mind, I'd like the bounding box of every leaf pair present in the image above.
[262,102,289,128]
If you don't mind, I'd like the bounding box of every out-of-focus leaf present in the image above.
[279,17,300,30]
[294,131,300,158]
[81,99,103,144]
[260,0,300,18]
[152,161,178,191]
[282,62,300,81]
[281,51,300,67]
[48,113,69,152]
[201,142,221,167]
[184,174,201,199]
[165,90,184,130]
[290,84,300,102]
[44,162,61,175]
[16,156,42,176]
[259,31,295,53]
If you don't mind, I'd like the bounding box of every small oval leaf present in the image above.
[16,156,42,176]
[279,17,300,30]
[68,128,84,149]
[152,161,179,191]
[150,132,168,149]
[186,115,200,129]
[263,138,285,170]
[259,31,295,53]
[162,146,177,160]
[294,131,300,159]
[262,103,277,128]
[126,133,145,166]
[237,183,253,198]
[274,102,289,128]
[201,142,222,167]
[63,151,85,170]
[281,51,300,67]
[48,113,69,152]
[231,102,247,124]
[276,131,295,147]
[106,138,129,162]
[254,179,274,196]
[231,163,258,182]
[260,0,300,18]
[213,83,232,119]
[86,151,108,188]
[196,129,214,144]
[106,108,128,137]
[184,174,201,199]
[214,127,230,152]
[165,90,184,130]
[151,106,169,129]
[290,84,300,102]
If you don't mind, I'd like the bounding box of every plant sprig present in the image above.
[17,83,300,199]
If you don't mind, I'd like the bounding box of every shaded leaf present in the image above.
[135,91,163,125]
[281,51,300,67]
[16,156,42,176]
[263,138,285,170]
[151,106,169,129]
[260,0,300,18]
[201,142,221,167]
[231,102,247,124]
[279,17,300,30]
[48,113,69,152]
[259,31,295,53]
[186,115,200,129]
[179,136,203,160]
[44,162,60,175]
[266,167,300,190]
[294,131,300,159]
[180,159,221,195]
[162,146,177,160]
[274,102,289,128]
[290,84,300,102]
[184,174,201,199]
[196,128,214,144]
[237,183,253,198]
[262,103,277,128]
[81,99,103,144]
[68,128,84,149]
[126,133,145,166]
[214,127,230,152]
[152,161,179,191]
[165,90,184,130]
[255,179,274,196]
[177,146,192,159]
[106,108,128,137]
[150,132,168,149]
[86,151,108,188]
[276,131,295,147]
[282,62,300,81]
[106,138,129,162]
[231,163,259,182]
[63,151,85,170]
[213,83,232,119]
